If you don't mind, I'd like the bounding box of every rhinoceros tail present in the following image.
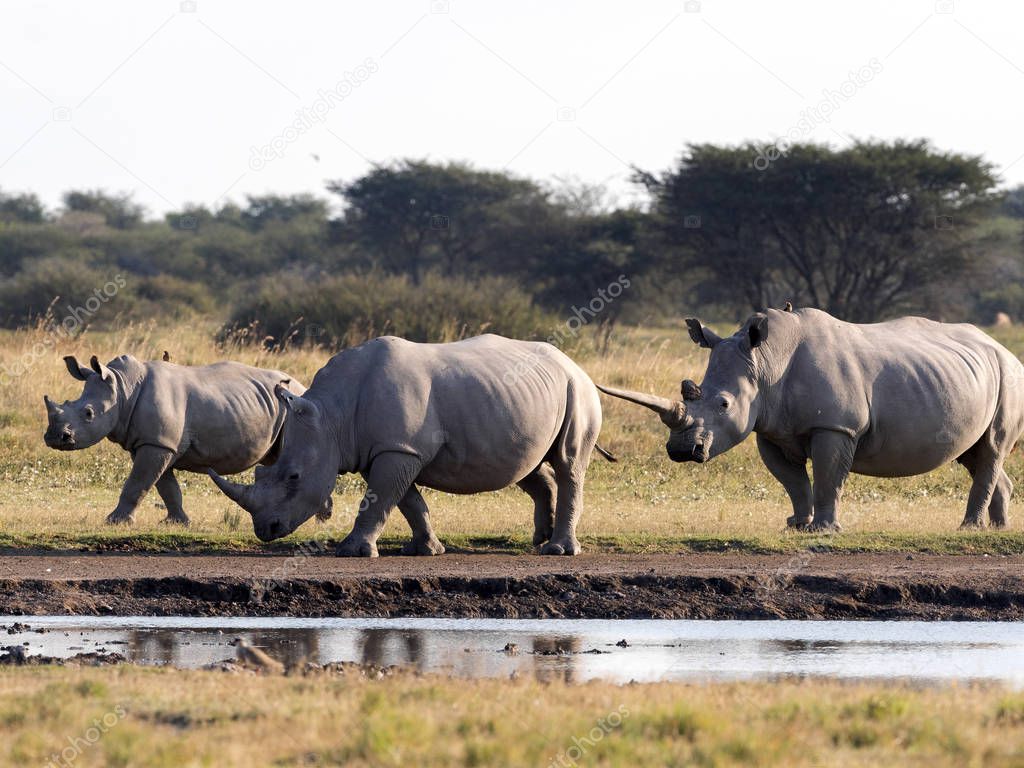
[594,443,618,463]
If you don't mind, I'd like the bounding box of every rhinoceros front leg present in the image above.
[155,468,190,526]
[756,435,812,529]
[337,452,421,558]
[808,430,856,531]
[396,484,445,555]
[106,445,177,525]
[988,469,1013,529]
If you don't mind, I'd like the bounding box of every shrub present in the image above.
[221,271,562,350]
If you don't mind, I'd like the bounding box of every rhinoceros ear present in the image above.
[275,381,311,416]
[88,355,114,382]
[685,318,722,348]
[64,355,92,381]
[746,314,769,349]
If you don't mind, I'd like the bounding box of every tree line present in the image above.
[1,139,1022,349]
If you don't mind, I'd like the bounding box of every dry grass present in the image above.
[3,319,1024,548]
[0,666,1022,767]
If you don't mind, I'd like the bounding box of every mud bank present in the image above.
[0,552,1021,620]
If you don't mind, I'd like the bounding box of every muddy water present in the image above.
[4,617,1024,684]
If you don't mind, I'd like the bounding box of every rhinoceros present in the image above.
[598,307,1024,530]
[208,334,613,556]
[44,354,308,526]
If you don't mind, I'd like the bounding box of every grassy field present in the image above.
[4,319,1024,553]
[0,666,1022,767]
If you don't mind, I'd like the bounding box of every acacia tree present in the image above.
[328,160,549,283]
[640,140,999,321]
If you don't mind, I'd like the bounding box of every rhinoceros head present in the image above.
[208,384,336,542]
[599,314,768,463]
[43,355,121,450]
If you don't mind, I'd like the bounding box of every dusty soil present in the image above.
[0,551,1022,619]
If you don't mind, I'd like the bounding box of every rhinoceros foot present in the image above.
[539,538,581,556]
[401,536,445,556]
[160,513,190,527]
[786,514,813,530]
[532,526,553,548]
[105,510,135,525]
[336,534,379,558]
[805,519,842,533]
[959,517,985,530]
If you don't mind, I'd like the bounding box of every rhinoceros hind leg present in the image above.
[396,484,445,556]
[518,464,557,546]
[156,469,190,526]
[959,444,1005,529]
[540,462,584,556]
[988,470,1013,529]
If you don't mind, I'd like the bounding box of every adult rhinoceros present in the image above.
[598,307,1024,530]
[208,334,612,556]
[44,355,309,526]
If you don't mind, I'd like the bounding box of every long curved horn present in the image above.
[596,384,690,429]
[207,469,257,512]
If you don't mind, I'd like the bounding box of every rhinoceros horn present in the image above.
[596,384,691,429]
[43,395,62,415]
[207,469,257,512]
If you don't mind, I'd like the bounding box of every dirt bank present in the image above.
[0,551,1021,620]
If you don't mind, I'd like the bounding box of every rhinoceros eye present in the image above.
[83,405,95,422]
[719,398,731,411]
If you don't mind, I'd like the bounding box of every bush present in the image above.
[221,271,562,350]
[0,256,133,329]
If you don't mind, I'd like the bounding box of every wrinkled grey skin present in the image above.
[44,354,312,526]
[209,334,609,557]
[599,307,1024,531]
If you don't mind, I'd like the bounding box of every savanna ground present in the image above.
[5,320,1024,550]
[2,667,1024,767]
[4,321,1024,766]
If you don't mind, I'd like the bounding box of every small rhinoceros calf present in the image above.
[208,334,614,556]
[43,354,309,526]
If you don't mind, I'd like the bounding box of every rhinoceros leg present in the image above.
[957,447,1011,529]
[518,464,556,546]
[106,445,177,525]
[959,445,1006,530]
[808,430,855,531]
[988,470,1013,528]
[396,484,445,556]
[155,469,190,526]
[540,459,586,556]
[756,435,812,529]
[337,452,422,557]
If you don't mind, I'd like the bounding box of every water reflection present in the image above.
[5,618,1024,685]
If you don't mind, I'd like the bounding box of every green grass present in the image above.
[0,666,1022,767]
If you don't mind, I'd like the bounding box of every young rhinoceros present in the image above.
[208,334,613,556]
[599,307,1024,531]
[43,354,309,526]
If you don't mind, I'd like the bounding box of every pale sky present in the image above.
[2,0,1023,217]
